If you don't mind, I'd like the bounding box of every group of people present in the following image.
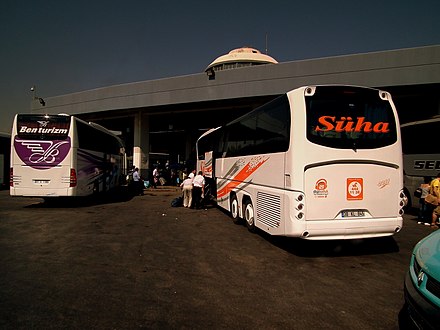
[180,170,206,209]
[417,172,440,229]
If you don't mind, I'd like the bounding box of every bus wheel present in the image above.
[244,201,256,232]
[230,195,240,224]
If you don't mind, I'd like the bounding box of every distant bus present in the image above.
[10,114,126,198]
[0,132,11,189]
[197,85,405,240]
[401,116,440,208]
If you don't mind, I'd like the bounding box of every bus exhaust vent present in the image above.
[256,192,281,228]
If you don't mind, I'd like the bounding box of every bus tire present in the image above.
[244,200,256,233]
[230,195,240,224]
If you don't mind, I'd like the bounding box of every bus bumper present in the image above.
[298,217,403,240]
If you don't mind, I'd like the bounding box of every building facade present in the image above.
[31,45,440,178]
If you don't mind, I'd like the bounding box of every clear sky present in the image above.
[1,0,439,133]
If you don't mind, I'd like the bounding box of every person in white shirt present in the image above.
[180,177,193,207]
[132,168,143,195]
[192,171,205,209]
[152,166,159,188]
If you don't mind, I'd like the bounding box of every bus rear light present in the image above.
[294,192,306,220]
[10,168,13,187]
[70,169,77,187]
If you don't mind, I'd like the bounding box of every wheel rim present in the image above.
[231,197,239,219]
[245,203,254,227]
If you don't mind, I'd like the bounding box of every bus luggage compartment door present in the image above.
[11,165,70,196]
[304,163,400,221]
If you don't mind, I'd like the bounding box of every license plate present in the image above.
[342,210,365,218]
[34,180,49,184]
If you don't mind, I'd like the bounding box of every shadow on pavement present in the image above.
[25,186,136,208]
[263,233,400,257]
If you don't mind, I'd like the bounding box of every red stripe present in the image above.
[217,157,268,198]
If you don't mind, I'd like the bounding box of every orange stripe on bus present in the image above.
[217,157,268,198]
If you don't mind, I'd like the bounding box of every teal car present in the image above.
[404,229,440,329]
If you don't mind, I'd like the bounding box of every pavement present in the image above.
[0,186,432,329]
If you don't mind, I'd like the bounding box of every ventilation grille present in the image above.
[256,192,281,228]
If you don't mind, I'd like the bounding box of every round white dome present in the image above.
[205,47,278,72]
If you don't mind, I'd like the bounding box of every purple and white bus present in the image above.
[10,114,126,198]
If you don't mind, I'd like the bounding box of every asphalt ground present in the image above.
[0,187,433,329]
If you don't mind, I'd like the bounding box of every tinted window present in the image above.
[223,95,290,157]
[306,87,398,149]
[402,121,439,154]
[197,128,223,160]
[16,114,70,140]
[76,120,123,155]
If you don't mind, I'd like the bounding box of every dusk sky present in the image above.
[1,0,439,133]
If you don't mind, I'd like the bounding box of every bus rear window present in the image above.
[16,115,70,140]
[306,87,397,149]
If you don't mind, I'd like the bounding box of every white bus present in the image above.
[401,116,440,208]
[10,114,126,198]
[197,85,405,240]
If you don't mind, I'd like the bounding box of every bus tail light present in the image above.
[70,169,77,187]
[399,189,406,215]
[10,168,13,187]
[294,192,305,220]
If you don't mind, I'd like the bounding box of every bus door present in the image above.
[202,151,217,201]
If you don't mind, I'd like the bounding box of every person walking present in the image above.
[192,171,205,209]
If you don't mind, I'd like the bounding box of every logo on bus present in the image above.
[313,178,328,198]
[347,178,363,200]
[413,160,440,170]
[14,137,71,170]
[315,116,390,133]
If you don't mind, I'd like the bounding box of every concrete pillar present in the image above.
[133,112,150,179]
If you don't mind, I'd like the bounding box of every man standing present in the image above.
[152,166,159,188]
[192,171,205,209]
[132,167,143,196]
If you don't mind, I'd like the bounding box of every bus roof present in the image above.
[196,126,221,142]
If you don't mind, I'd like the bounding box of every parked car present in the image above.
[403,229,440,329]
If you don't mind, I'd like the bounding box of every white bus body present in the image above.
[10,114,126,198]
[197,85,405,240]
[401,117,440,208]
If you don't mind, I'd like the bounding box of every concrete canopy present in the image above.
[32,45,440,175]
